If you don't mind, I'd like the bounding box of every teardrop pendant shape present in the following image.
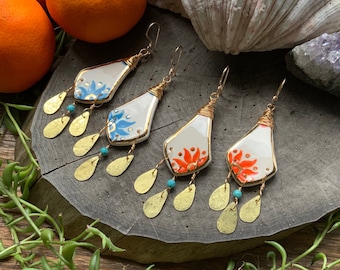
[73,59,132,105]
[217,202,238,234]
[106,154,134,176]
[227,124,277,187]
[209,183,230,211]
[173,184,196,211]
[106,92,160,146]
[239,195,261,223]
[74,156,99,181]
[43,91,68,115]
[163,115,212,176]
[143,190,169,218]
[43,116,70,139]
[134,168,158,194]
[73,133,100,156]
[69,111,90,137]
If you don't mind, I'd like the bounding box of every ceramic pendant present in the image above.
[163,114,212,176]
[73,61,131,104]
[106,91,160,146]
[227,123,277,187]
[141,67,230,218]
[212,79,285,234]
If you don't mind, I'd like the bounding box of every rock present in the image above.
[286,32,340,97]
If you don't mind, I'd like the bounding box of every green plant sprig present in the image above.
[0,101,39,169]
[226,211,340,270]
[0,161,124,269]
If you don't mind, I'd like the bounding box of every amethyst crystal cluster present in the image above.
[286,32,340,97]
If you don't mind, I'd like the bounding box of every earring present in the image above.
[138,67,230,219]
[209,79,286,234]
[43,22,161,139]
[73,46,183,181]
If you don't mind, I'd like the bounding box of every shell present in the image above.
[148,0,340,55]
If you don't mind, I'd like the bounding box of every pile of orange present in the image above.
[0,0,147,93]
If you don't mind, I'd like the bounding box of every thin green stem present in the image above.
[5,190,41,236]
[2,103,39,169]
[18,197,63,236]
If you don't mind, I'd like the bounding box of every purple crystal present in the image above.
[286,32,340,97]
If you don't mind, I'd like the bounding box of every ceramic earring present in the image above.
[73,46,183,181]
[209,79,286,234]
[43,22,160,139]
[138,67,230,218]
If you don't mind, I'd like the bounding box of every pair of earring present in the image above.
[72,46,183,181]
[136,69,285,234]
[43,22,161,139]
[209,79,286,234]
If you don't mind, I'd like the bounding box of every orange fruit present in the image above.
[0,0,55,93]
[46,0,147,43]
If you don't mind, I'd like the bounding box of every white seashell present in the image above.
[149,0,340,55]
[148,0,188,18]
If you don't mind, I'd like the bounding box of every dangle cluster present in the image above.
[42,22,285,234]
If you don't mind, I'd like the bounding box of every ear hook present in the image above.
[145,22,161,53]
[170,46,183,75]
[217,66,230,96]
[272,78,286,104]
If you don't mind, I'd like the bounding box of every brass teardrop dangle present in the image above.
[73,46,183,181]
[43,22,161,138]
[142,67,230,218]
[212,79,286,234]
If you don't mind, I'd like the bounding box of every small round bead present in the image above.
[232,189,243,199]
[67,104,75,113]
[100,147,109,157]
[166,179,176,189]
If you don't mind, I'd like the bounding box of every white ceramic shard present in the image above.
[73,59,132,104]
[226,124,277,187]
[163,114,212,176]
[106,92,159,146]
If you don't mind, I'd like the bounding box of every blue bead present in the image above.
[232,189,243,199]
[100,147,109,157]
[167,179,176,189]
[67,104,75,113]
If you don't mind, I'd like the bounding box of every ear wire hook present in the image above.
[217,66,230,97]
[145,22,161,53]
[170,46,183,75]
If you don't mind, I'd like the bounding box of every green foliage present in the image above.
[226,212,340,269]
[0,101,124,269]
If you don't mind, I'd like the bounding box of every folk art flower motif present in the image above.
[74,80,109,101]
[228,149,258,183]
[107,110,135,140]
[171,147,208,173]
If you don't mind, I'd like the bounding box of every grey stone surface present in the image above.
[286,32,340,97]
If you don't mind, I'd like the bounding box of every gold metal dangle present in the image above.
[42,22,161,138]
[142,66,230,218]
[73,46,183,181]
[211,79,286,234]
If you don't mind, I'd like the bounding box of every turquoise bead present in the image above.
[67,104,75,113]
[232,189,243,199]
[100,147,109,157]
[167,179,176,189]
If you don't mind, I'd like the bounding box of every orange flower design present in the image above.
[228,149,258,183]
[171,147,208,173]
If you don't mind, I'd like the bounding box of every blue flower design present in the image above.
[74,80,108,101]
[107,110,135,141]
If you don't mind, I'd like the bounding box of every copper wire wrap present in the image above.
[148,80,167,100]
[197,99,216,120]
[257,105,274,128]
[124,53,144,70]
